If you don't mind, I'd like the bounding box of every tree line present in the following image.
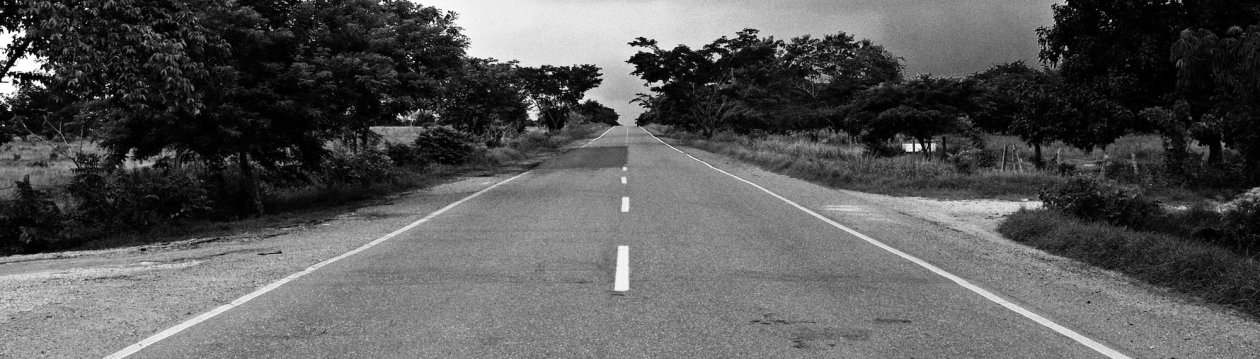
[0,0,617,215]
[628,1,1260,183]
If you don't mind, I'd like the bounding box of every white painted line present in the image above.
[104,172,533,359]
[622,166,627,172]
[583,126,617,148]
[640,128,1132,359]
[614,246,630,291]
[621,197,630,213]
[621,177,627,185]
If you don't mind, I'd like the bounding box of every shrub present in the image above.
[1039,176,1159,227]
[413,125,476,165]
[320,149,398,187]
[0,179,65,253]
[383,141,425,167]
[68,154,212,231]
[1220,188,1260,254]
[948,148,996,175]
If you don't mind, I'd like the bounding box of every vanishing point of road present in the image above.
[111,126,1143,358]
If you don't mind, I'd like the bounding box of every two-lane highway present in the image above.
[114,126,1133,358]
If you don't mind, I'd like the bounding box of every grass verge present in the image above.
[998,209,1260,318]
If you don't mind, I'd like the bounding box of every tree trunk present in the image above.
[1206,135,1223,164]
[238,152,264,217]
[919,138,930,160]
[1033,142,1044,170]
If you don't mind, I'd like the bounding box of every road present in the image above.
[114,126,1143,358]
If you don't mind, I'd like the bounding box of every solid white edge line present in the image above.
[621,197,630,213]
[640,128,1132,359]
[584,126,617,147]
[104,171,532,359]
[614,245,630,291]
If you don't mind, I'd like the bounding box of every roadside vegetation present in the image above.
[628,3,1260,317]
[0,0,618,256]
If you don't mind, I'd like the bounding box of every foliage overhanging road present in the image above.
[117,127,1259,358]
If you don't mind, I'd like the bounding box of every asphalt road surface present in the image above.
[114,126,1143,358]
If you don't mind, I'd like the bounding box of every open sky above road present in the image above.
[423,0,1060,123]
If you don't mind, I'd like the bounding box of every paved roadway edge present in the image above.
[101,126,620,358]
[641,127,1133,359]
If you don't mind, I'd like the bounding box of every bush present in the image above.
[320,149,398,187]
[0,179,65,253]
[1220,188,1260,254]
[1039,176,1159,227]
[68,154,212,231]
[413,125,476,165]
[947,148,996,174]
[383,141,425,167]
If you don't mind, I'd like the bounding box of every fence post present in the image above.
[941,136,948,161]
[1016,150,1025,173]
[1001,145,1008,172]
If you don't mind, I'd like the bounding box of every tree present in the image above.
[970,61,1043,133]
[843,75,978,156]
[518,64,603,131]
[17,0,469,215]
[1037,0,1260,132]
[627,29,902,135]
[434,58,529,144]
[573,100,619,127]
[1009,75,1075,169]
[1173,25,1260,179]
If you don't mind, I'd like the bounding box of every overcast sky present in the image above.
[3,0,1061,122]
[424,0,1060,122]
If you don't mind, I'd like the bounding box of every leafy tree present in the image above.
[1037,0,1260,134]
[573,100,619,126]
[17,0,469,215]
[969,61,1043,133]
[627,29,902,135]
[843,75,978,156]
[1009,75,1075,169]
[1173,25,1260,179]
[518,64,603,131]
[434,58,530,145]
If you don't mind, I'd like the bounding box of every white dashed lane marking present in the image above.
[614,246,630,291]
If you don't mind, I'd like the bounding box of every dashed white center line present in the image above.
[622,166,627,172]
[621,177,627,184]
[614,246,629,291]
[621,197,630,212]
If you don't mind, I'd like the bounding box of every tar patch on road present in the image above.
[535,146,627,171]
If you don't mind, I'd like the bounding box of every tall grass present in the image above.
[1000,209,1260,318]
